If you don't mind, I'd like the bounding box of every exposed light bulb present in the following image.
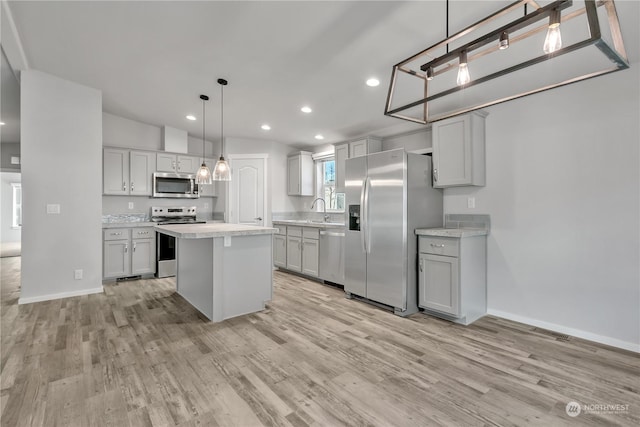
[456,51,471,86]
[426,67,434,81]
[499,31,509,50]
[543,9,562,54]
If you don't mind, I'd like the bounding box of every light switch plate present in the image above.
[128,202,134,209]
[10,156,20,165]
[224,236,231,247]
[74,269,83,280]
[46,204,61,214]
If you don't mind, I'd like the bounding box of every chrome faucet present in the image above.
[311,198,330,222]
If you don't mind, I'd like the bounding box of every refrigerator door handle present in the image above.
[360,177,367,253]
[363,177,371,254]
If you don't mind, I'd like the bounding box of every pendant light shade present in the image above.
[212,78,231,181]
[196,94,212,185]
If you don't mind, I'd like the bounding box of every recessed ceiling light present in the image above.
[186,115,196,121]
[261,124,271,130]
[366,78,380,87]
[300,106,312,113]
[315,134,324,140]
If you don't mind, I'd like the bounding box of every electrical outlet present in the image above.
[204,202,209,209]
[74,269,83,280]
[128,202,134,210]
[46,204,61,214]
[467,197,476,209]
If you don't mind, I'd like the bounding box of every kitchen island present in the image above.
[155,223,276,322]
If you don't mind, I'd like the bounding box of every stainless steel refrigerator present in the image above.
[345,148,443,316]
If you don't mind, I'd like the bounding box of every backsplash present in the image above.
[102,213,149,223]
[273,211,346,223]
[444,214,491,231]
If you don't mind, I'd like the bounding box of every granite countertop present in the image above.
[102,221,156,229]
[273,220,345,229]
[415,228,488,238]
[156,223,276,239]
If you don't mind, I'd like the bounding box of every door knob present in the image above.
[254,217,263,221]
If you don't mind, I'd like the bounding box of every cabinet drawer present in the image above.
[104,228,131,241]
[419,236,459,257]
[287,226,302,237]
[132,228,155,239]
[302,228,319,240]
[275,225,287,236]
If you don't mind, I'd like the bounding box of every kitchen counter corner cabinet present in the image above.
[155,223,276,322]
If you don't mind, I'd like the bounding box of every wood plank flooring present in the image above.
[1,256,638,426]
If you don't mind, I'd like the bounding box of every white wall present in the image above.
[20,70,103,303]
[0,172,21,244]
[439,67,639,350]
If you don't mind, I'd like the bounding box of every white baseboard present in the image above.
[18,286,104,305]
[487,309,640,353]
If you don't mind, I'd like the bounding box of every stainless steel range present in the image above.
[151,206,205,278]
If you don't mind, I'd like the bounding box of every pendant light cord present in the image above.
[220,82,224,158]
[202,98,206,163]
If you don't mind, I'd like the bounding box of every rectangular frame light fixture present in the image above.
[384,0,629,124]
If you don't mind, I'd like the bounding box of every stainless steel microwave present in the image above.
[152,172,199,198]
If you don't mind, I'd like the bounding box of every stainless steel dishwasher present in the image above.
[319,228,345,285]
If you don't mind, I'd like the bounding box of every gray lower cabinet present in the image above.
[274,223,327,280]
[418,234,486,325]
[103,227,156,279]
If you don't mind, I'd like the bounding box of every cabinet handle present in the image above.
[254,217,262,221]
[433,169,438,183]
[430,243,445,248]
[124,244,128,253]
[133,242,136,252]
[177,161,181,171]
[123,181,126,191]
[172,161,177,170]
[131,182,134,191]
[419,259,423,272]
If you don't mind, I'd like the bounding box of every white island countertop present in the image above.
[155,223,276,239]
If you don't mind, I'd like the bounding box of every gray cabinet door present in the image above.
[432,115,472,188]
[177,155,199,173]
[157,153,176,172]
[334,143,348,193]
[131,238,155,275]
[273,235,287,268]
[302,238,319,277]
[287,156,300,195]
[103,148,129,195]
[286,236,302,272]
[419,253,460,316]
[129,151,155,196]
[104,240,130,278]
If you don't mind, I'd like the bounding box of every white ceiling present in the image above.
[4,1,639,148]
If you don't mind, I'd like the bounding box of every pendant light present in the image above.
[195,94,212,185]
[543,8,562,54]
[212,78,231,181]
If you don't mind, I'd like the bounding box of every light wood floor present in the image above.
[1,256,638,426]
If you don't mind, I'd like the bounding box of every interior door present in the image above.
[365,149,406,310]
[228,156,266,225]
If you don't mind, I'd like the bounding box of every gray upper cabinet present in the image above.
[156,153,200,173]
[432,112,486,188]
[334,136,381,193]
[104,148,155,196]
[287,151,314,196]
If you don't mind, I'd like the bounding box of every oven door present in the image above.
[153,172,199,198]
[156,232,176,278]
